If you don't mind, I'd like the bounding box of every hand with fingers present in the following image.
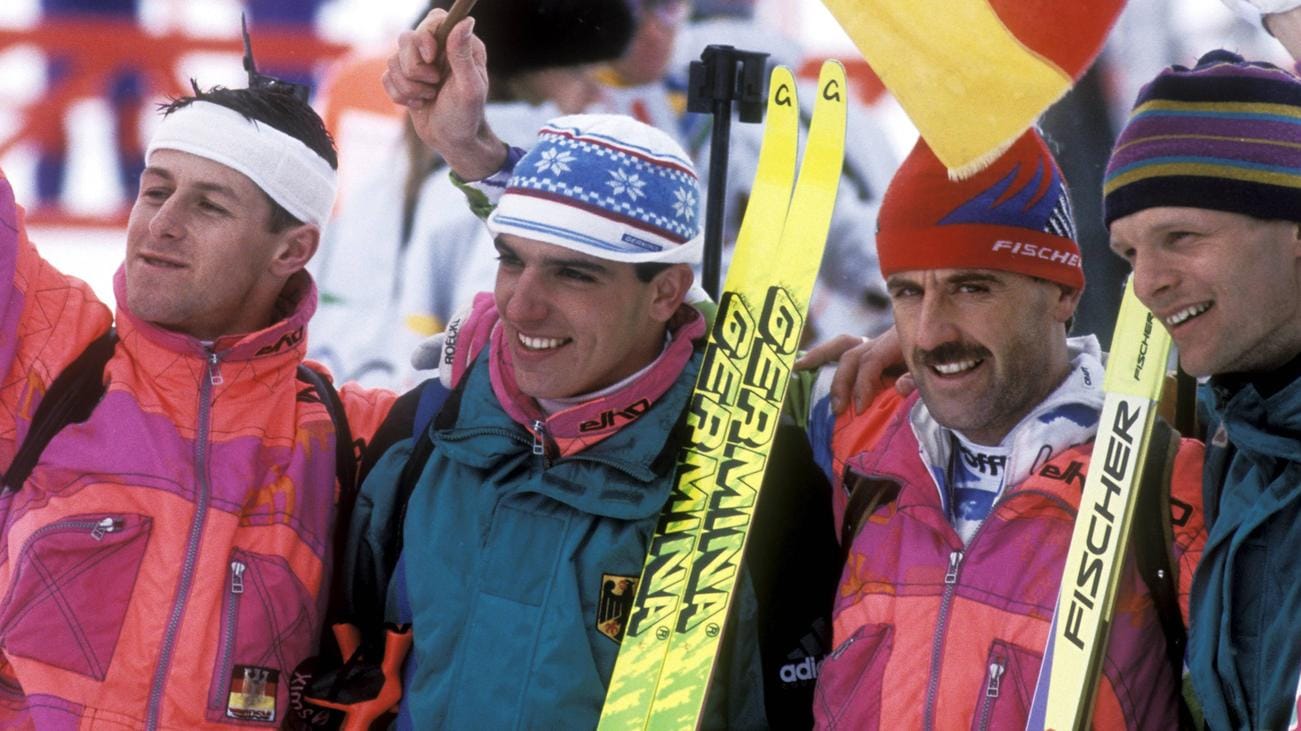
[382,7,505,180]
[794,327,912,415]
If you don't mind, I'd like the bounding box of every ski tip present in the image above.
[768,64,796,103]
[815,59,848,109]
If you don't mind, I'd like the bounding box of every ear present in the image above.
[647,264,694,322]
[1051,283,1083,325]
[268,224,320,278]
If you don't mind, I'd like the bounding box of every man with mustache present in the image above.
[806,130,1206,728]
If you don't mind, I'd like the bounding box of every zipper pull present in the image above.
[944,551,963,584]
[531,419,546,457]
[986,661,1004,697]
[828,635,857,661]
[208,351,224,386]
[90,517,119,541]
[230,561,246,594]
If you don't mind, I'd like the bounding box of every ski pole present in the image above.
[687,45,768,300]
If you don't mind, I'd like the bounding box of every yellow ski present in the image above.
[599,61,846,730]
[1027,278,1173,730]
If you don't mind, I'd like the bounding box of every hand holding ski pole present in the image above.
[382,2,505,181]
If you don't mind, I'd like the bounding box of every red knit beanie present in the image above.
[877,130,1085,290]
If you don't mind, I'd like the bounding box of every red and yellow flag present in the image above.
[820,0,1124,175]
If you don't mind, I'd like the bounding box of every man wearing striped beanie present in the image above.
[1105,48,1301,731]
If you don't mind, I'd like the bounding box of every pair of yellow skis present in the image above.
[599,62,846,730]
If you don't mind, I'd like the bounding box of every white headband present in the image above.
[146,100,336,227]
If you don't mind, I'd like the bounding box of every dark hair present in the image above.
[158,83,337,232]
[431,0,633,81]
[633,262,673,283]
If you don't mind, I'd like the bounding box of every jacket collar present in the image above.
[436,344,702,520]
[1204,362,1301,462]
[488,303,706,458]
[112,266,317,365]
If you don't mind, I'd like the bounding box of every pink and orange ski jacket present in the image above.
[0,170,394,728]
[811,382,1205,730]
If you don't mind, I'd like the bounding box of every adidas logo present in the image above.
[778,655,821,684]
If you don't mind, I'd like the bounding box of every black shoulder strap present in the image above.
[1131,417,1195,727]
[2,329,118,494]
[389,376,457,573]
[295,364,357,502]
[295,364,360,638]
[839,469,900,552]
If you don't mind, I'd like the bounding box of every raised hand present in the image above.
[381,8,504,180]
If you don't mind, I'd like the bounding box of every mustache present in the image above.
[914,342,991,369]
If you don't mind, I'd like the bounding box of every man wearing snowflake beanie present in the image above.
[1105,42,1301,730]
[321,7,843,729]
[806,128,1205,728]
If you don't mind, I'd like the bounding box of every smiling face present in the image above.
[125,149,305,340]
[888,268,1079,446]
[1109,206,1301,377]
[493,234,691,400]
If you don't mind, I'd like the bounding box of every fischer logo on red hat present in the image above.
[877,129,1085,290]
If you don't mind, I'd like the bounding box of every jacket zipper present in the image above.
[216,559,247,690]
[2,517,123,614]
[27,517,121,546]
[975,660,1005,731]
[918,486,1073,729]
[922,549,963,730]
[90,517,123,540]
[146,347,220,729]
[531,420,546,456]
[439,423,652,481]
[531,419,554,468]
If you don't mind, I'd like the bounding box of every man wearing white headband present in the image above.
[305,8,841,729]
[0,83,396,728]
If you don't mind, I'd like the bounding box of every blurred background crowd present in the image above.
[0,0,1288,389]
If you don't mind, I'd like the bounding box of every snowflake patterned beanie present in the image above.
[487,114,703,264]
[876,128,1084,290]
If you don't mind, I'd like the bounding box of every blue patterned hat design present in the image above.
[488,114,703,264]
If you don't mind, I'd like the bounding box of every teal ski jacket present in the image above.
[387,344,769,730]
[1189,356,1301,731]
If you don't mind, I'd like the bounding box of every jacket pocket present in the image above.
[971,639,1042,731]
[813,622,894,730]
[446,504,568,728]
[0,513,152,680]
[206,549,318,726]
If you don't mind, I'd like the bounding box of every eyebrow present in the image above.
[886,271,1004,289]
[140,166,239,199]
[946,272,1003,286]
[494,239,611,275]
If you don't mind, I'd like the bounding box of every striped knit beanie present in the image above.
[1104,49,1301,226]
[877,129,1084,290]
[487,114,702,264]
